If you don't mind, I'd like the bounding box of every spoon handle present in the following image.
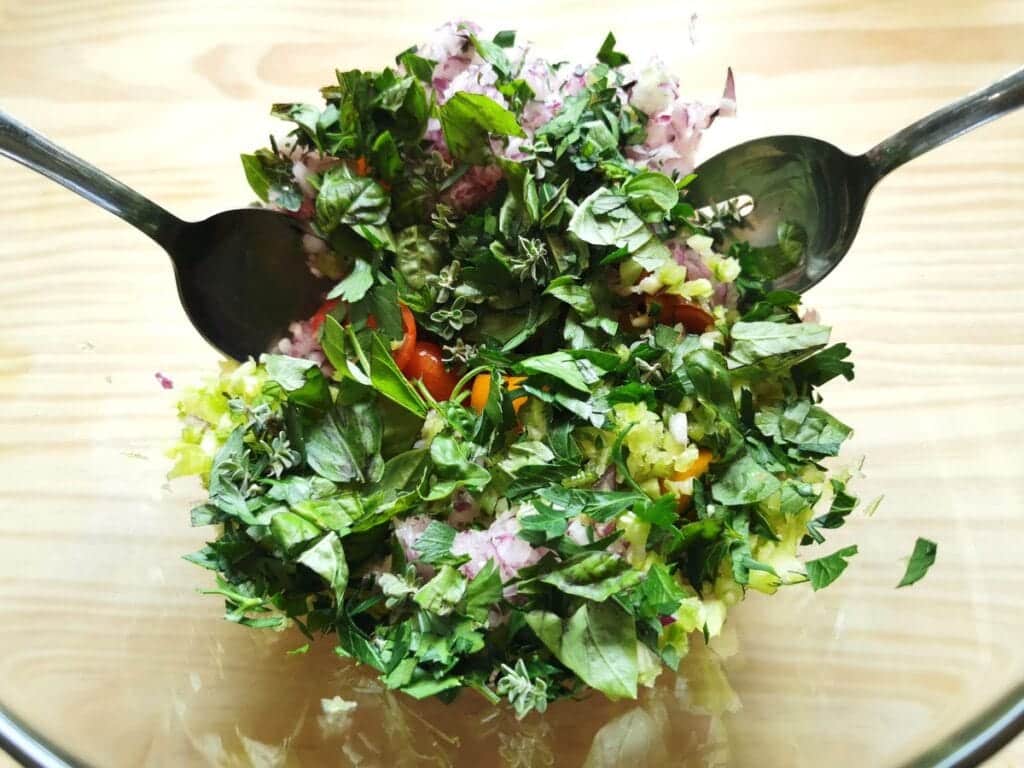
[865,66,1024,180]
[0,110,184,247]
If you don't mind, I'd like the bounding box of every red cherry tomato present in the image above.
[650,294,715,334]
[404,341,458,401]
[309,299,340,333]
[393,305,417,372]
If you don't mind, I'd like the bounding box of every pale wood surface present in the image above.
[1,1,1023,766]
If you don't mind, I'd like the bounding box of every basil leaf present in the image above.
[538,553,643,602]
[297,532,349,605]
[636,563,684,619]
[423,435,491,501]
[792,343,855,388]
[805,545,858,591]
[270,510,322,552]
[369,130,402,182]
[897,538,937,588]
[315,166,391,235]
[305,401,382,483]
[518,351,590,394]
[439,92,525,163]
[397,51,435,83]
[369,332,427,418]
[729,321,830,366]
[414,565,467,616]
[492,30,516,47]
[263,354,331,410]
[711,454,781,506]
[623,171,678,219]
[470,34,512,77]
[463,559,502,622]
[755,400,853,457]
[526,600,638,700]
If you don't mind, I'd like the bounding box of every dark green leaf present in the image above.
[439,92,525,163]
[463,559,502,622]
[315,166,391,235]
[369,332,428,417]
[805,545,858,591]
[526,600,638,700]
[792,343,856,388]
[596,32,629,67]
[897,538,937,588]
[492,30,516,47]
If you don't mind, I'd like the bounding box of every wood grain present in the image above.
[1,1,1023,766]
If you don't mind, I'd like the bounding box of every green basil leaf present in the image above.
[369,332,427,418]
[463,559,502,622]
[518,351,590,394]
[414,565,467,616]
[526,600,638,700]
[315,165,391,235]
[729,321,830,366]
[439,92,525,163]
[711,454,781,506]
[297,532,349,605]
[415,520,458,565]
[538,553,643,601]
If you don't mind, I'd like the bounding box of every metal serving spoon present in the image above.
[0,111,328,360]
[687,67,1024,293]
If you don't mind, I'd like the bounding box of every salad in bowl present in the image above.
[166,21,900,719]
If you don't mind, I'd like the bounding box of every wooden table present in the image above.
[1,1,1023,766]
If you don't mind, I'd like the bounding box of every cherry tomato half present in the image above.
[392,305,417,372]
[651,294,715,334]
[404,342,458,401]
[309,299,341,333]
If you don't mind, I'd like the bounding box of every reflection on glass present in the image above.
[162,622,741,767]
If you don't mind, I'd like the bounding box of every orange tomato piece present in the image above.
[671,448,713,482]
[469,374,527,414]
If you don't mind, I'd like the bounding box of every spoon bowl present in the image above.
[687,137,875,293]
[688,66,1023,293]
[0,111,328,361]
[169,208,328,361]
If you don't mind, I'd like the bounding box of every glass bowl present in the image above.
[1,5,1022,767]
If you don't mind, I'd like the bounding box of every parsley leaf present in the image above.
[897,538,938,588]
[596,32,630,67]
[414,520,459,565]
[805,545,858,591]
